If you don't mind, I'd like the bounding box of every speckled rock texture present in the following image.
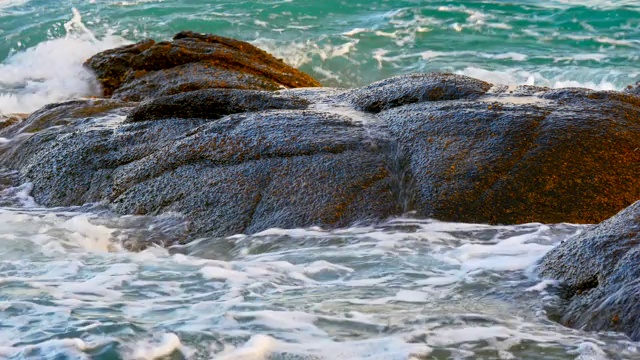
[538,202,640,340]
[2,69,640,243]
[625,81,640,96]
[377,83,640,225]
[84,31,321,101]
[0,91,401,242]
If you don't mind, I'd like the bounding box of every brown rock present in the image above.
[84,31,321,101]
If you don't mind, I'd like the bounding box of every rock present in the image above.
[0,114,27,131]
[537,201,640,340]
[0,99,133,137]
[1,91,399,240]
[342,72,492,112]
[85,31,322,101]
[375,77,640,225]
[3,65,640,245]
[625,81,640,96]
[126,88,309,122]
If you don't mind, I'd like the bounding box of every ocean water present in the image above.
[1,0,640,359]
[1,0,640,113]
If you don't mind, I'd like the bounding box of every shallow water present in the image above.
[0,172,638,359]
[1,0,640,113]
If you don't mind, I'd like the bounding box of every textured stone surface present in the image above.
[625,81,640,96]
[0,94,399,240]
[3,73,640,242]
[126,88,309,122]
[342,72,492,112]
[85,31,322,101]
[538,201,640,340]
[377,80,640,225]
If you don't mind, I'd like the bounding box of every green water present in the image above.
[1,0,639,95]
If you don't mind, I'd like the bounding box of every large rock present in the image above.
[371,81,640,225]
[4,32,640,244]
[538,201,640,340]
[0,89,400,240]
[85,31,322,101]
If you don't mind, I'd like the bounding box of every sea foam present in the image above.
[0,8,128,115]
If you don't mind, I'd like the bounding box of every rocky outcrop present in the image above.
[85,31,321,101]
[126,88,309,122]
[375,83,640,225]
[2,33,640,341]
[2,33,640,247]
[3,72,640,242]
[538,202,640,340]
[0,90,400,241]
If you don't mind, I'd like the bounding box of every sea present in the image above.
[0,0,639,359]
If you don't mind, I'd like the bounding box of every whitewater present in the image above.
[1,0,640,359]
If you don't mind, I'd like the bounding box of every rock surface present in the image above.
[85,31,321,101]
[538,201,640,340]
[377,83,640,225]
[625,81,640,96]
[3,35,640,247]
[2,71,640,242]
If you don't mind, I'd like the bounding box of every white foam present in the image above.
[129,333,183,360]
[0,8,129,115]
[0,0,29,13]
[456,66,618,90]
[215,334,432,360]
[250,38,358,69]
[200,266,250,283]
[343,27,369,36]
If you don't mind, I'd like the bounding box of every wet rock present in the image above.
[0,114,27,131]
[85,31,322,101]
[126,88,309,122]
[379,81,640,225]
[0,99,133,137]
[538,201,640,340]
[2,71,640,244]
[342,73,492,112]
[625,81,640,96]
[1,94,398,239]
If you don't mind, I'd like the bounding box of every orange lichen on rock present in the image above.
[84,31,321,101]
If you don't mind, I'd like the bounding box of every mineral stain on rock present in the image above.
[84,31,321,101]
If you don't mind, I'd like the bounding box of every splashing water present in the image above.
[0,169,637,359]
[0,8,128,114]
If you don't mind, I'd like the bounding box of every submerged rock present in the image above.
[85,31,321,101]
[538,201,640,340]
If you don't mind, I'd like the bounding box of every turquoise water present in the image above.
[1,0,640,113]
[1,1,640,359]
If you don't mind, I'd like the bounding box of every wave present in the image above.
[0,9,128,115]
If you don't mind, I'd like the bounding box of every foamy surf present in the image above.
[0,174,637,358]
[0,8,128,115]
